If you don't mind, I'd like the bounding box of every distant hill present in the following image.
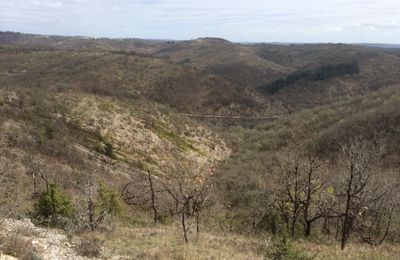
[253,43,400,109]
[150,38,288,88]
[357,43,400,48]
[2,31,400,113]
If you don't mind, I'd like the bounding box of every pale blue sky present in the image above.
[1,0,400,43]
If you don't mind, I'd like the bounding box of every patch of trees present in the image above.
[229,134,400,250]
[263,60,360,94]
[122,156,215,243]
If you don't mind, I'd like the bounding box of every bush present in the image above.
[0,234,37,260]
[269,234,311,260]
[104,142,115,158]
[98,181,123,217]
[76,237,103,257]
[33,183,74,227]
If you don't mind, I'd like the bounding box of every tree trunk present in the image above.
[182,211,188,244]
[88,189,95,231]
[290,217,296,237]
[304,221,312,237]
[147,171,158,224]
[341,215,352,250]
[196,212,200,239]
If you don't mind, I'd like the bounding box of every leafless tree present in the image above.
[122,170,161,224]
[299,153,330,237]
[356,174,400,247]
[275,149,328,237]
[334,136,387,250]
[275,151,302,237]
[76,171,123,231]
[0,134,18,220]
[162,158,214,243]
[23,154,50,197]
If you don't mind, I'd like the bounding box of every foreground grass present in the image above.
[83,224,266,259]
[76,217,400,260]
[295,240,400,260]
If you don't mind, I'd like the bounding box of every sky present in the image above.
[1,0,400,43]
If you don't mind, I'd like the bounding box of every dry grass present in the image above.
[81,223,268,259]
[75,219,400,260]
[295,240,400,260]
[0,233,36,260]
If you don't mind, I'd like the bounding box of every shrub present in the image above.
[104,142,115,158]
[0,234,37,260]
[98,181,123,217]
[80,181,123,231]
[76,237,103,257]
[33,183,74,227]
[269,234,311,260]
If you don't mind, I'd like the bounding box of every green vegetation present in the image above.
[33,183,74,226]
[270,235,312,260]
[152,123,199,152]
[98,181,123,218]
[263,60,360,94]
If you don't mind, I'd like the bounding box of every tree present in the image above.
[162,157,215,243]
[0,135,15,218]
[33,183,74,226]
[358,195,398,246]
[275,147,328,238]
[81,176,123,231]
[122,170,160,224]
[298,153,329,237]
[357,176,399,246]
[24,154,50,197]
[275,151,303,238]
[335,137,386,250]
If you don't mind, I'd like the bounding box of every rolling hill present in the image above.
[3,32,400,113]
[1,31,400,259]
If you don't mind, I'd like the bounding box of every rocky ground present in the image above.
[0,218,95,260]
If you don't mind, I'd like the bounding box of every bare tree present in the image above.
[0,135,14,218]
[79,171,123,231]
[335,136,386,250]
[299,153,329,237]
[275,149,328,237]
[24,154,50,197]
[162,158,214,243]
[356,175,400,247]
[122,170,161,224]
[275,151,302,237]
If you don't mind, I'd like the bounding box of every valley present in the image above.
[0,31,399,259]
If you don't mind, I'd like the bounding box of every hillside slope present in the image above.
[255,44,400,108]
[3,32,400,113]
[0,45,282,116]
[152,38,288,88]
[0,66,231,215]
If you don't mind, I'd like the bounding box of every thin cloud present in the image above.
[1,0,400,43]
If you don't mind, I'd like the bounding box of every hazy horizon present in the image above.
[2,0,400,44]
